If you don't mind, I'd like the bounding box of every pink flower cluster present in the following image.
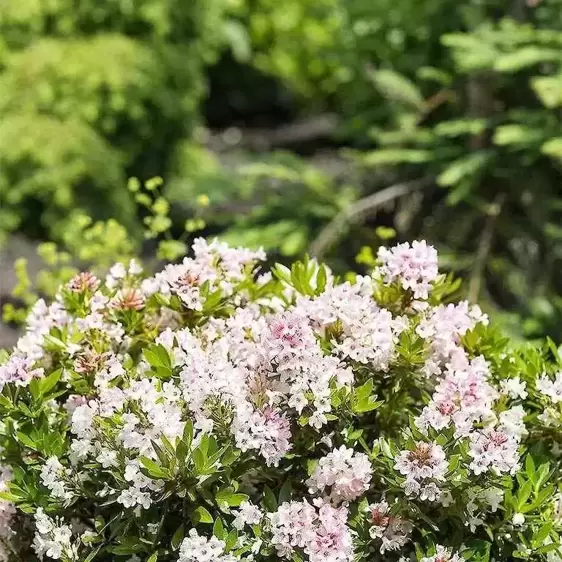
[416,355,497,436]
[297,279,407,370]
[0,355,44,391]
[468,428,520,475]
[377,240,438,299]
[142,238,266,310]
[416,301,488,377]
[269,500,353,562]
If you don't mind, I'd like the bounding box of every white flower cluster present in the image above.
[306,445,372,503]
[178,529,238,562]
[33,508,78,561]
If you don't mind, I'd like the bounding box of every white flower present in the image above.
[232,502,263,530]
[500,377,528,400]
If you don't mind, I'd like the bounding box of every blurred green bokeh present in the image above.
[3,0,562,341]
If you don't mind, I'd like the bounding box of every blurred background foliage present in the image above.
[2,0,562,341]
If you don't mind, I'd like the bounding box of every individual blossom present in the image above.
[421,545,462,562]
[500,376,528,400]
[377,240,438,299]
[64,395,88,416]
[499,405,527,439]
[306,445,372,503]
[537,373,562,404]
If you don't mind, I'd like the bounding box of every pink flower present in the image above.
[416,356,497,437]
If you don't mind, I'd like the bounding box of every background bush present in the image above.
[3,0,562,341]
[0,0,226,240]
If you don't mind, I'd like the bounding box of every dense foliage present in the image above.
[0,0,225,241]
[1,239,562,561]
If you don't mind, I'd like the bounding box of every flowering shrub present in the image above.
[0,238,561,562]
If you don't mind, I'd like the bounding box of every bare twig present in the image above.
[467,193,506,302]
[206,114,338,153]
[309,178,432,259]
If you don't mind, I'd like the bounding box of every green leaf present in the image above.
[525,455,535,479]
[213,518,226,540]
[368,68,424,110]
[263,486,278,512]
[541,137,562,159]
[493,125,543,147]
[435,119,487,138]
[143,344,172,378]
[193,506,213,524]
[224,530,238,552]
[517,480,533,509]
[279,479,292,504]
[182,419,194,450]
[362,149,431,167]
[216,489,248,507]
[16,432,37,450]
[39,368,63,395]
[192,448,206,473]
[532,75,562,108]
[140,457,169,480]
[437,152,491,187]
[171,525,184,550]
[494,47,560,73]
